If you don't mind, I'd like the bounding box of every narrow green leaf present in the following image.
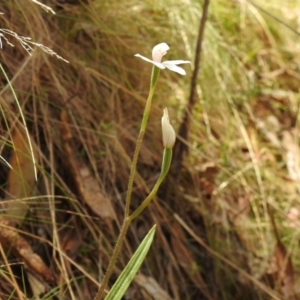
[104,225,156,300]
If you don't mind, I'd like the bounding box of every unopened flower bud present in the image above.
[161,108,176,148]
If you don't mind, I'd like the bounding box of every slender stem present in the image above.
[172,0,209,175]
[94,149,172,298]
[93,218,131,300]
[129,148,172,221]
[123,118,147,217]
[94,66,160,299]
[124,66,160,217]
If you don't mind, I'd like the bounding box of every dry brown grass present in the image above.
[0,0,300,299]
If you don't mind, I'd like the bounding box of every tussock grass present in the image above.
[0,0,300,299]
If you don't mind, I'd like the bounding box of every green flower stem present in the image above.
[94,148,172,299]
[129,148,172,221]
[124,66,160,217]
[94,66,160,300]
[94,218,131,300]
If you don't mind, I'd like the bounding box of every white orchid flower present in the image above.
[135,43,190,75]
[161,108,176,148]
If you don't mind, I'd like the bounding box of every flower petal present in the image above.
[162,63,187,75]
[135,54,166,69]
[152,61,166,69]
[152,43,169,63]
[163,60,191,65]
[134,54,154,64]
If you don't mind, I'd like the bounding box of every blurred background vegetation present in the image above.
[0,0,300,299]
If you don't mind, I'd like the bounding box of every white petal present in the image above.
[152,61,166,69]
[152,43,169,63]
[163,60,191,65]
[134,54,155,64]
[135,54,166,69]
[163,63,187,75]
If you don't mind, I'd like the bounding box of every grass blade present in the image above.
[104,225,156,300]
[0,62,37,181]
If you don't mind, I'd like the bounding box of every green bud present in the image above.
[161,108,176,148]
